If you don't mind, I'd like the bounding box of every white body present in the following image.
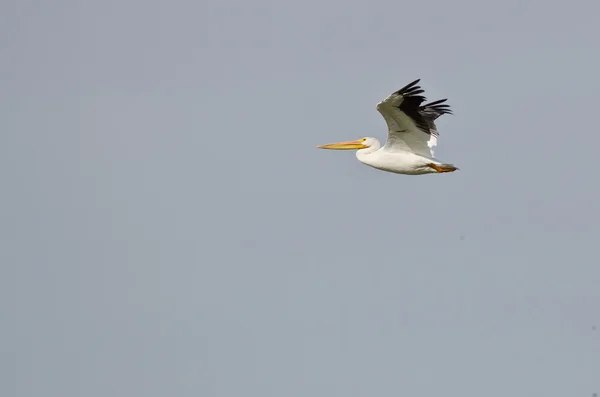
[355,138,444,175]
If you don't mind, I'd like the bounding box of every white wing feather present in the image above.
[376,80,451,159]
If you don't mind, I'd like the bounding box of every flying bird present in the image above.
[317,79,458,175]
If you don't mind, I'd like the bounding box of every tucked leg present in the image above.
[427,163,458,173]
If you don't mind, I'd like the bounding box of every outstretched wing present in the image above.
[376,79,452,158]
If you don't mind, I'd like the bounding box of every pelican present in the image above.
[317,79,458,175]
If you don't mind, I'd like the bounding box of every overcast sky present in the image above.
[3,0,600,396]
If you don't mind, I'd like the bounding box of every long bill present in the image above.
[316,139,368,150]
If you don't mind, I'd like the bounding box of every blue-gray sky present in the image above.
[4,0,600,396]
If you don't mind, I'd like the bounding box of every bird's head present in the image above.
[316,137,375,150]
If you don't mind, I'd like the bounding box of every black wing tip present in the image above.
[423,98,447,106]
[402,78,421,89]
[394,78,424,98]
[421,98,453,115]
[390,79,453,135]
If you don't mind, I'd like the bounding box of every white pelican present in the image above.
[317,79,458,175]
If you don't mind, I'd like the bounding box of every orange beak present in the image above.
[316,139,368,150]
